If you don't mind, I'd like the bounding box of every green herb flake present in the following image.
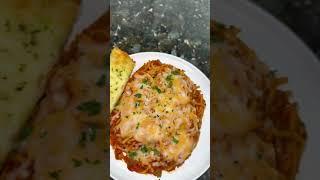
[18,64,27,72]
[19,126,33,141]
[15,81,27,91]
[4,20,11,32]
[96,74,106,87]
[78,131,87,147]
[88,127,97,142]
[166,75,173,87]
[72,158,82,167]
[18,23,27,32]
[92,160,101,165]
[172,70,180,75]
[77,100,101,116]
[128,151,137,159]
[172,137,179,144]
[134,93,142,98]
[153,86,162,93]
[257,152,263,160]
[140,145,149,153]
[142,78,149,85]
[136,122,140,130]
[152,148,160,155]
[135,101,140,107]
[48,170,62,180]
[166,74,173,81]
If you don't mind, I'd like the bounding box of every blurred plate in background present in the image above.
[212,0,320,179]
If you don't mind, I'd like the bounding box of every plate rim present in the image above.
[110,52,210,180]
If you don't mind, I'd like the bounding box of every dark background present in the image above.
[251,0,320,58]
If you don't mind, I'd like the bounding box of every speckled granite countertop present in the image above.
[251,0,320,58]
[111,0,210,179]
[111,0,210,76]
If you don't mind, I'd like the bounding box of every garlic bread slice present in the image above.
[110,48,135,111]
[0,0,80,165]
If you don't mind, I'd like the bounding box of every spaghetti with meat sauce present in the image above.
[110,60,205,177]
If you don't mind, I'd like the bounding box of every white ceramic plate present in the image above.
[213,0,320,179]
[67,0,108,46]
[110,52,210,180]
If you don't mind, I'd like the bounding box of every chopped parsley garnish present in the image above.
[172,137,179,144]
[18,23,27,32]
[4,20,11,32]
[92,160,101,165]
[134,93,142,98]
[166,74,173,81]
[135,101,140,107]
[78,127,97,146]
[88,127,97,142]
[166,74,173,87]
[142,78,149,85]
[77,100,101,116]
[19,126,33,141]
[29,35,37,46]
[72,158,82,167]
[15,81,27,91]
[78,131,87,147]
[128,151,137,159]
[172,70,180,75]
[84,158,101,165]
[31,29,42,35]
[96,74,106,87]
[72,158,100,167]
[136,122,140,129]
[140,145,149,153]
[18,64,27,72]
[153,86,162,93]
[48,169,62,180]
[152,148,160,155]
[257,152,263,160]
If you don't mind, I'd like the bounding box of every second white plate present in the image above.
[213,0,320,179]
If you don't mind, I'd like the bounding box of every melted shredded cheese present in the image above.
[111,60,205,176]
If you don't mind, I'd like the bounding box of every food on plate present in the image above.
[110,60,206,177]
[0,12,109,179]
[110,48,135,111]
[0,0,80,166]
[212,22,307,180]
